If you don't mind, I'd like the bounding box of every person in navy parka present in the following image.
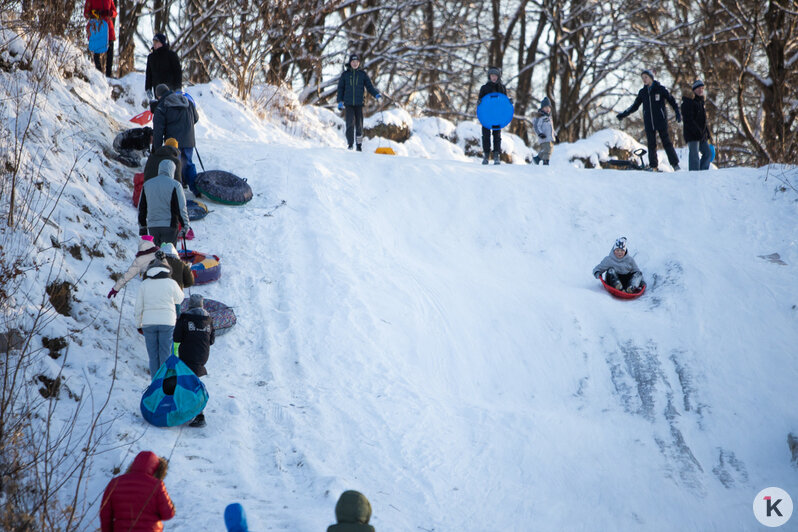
[616,69,681,171]
[336,54,381,151]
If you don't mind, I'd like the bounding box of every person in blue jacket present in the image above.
[336,54,381,151]
[617,69,681,171]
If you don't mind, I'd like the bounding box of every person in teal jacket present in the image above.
[336,54,381,151]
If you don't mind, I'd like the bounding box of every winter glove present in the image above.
[616,112,626,121]
[675,114,682,123]
[146,89,154,101]
[178,225,190,238]
[107,288,118,299]
[337,102,344,110]
[375,94,381,100]
[555,135,560,143]
[139,226,148,236]
[138,328,144,335]
[595,272,602,279]
[538,133,546,139]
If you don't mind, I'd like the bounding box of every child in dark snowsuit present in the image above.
[336,54,381,151]
[173,293,214,427]
[532,96,555,165]
[478,67,507,165]
[592,237,644,293]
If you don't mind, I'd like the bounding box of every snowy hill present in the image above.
[3,32,798,532]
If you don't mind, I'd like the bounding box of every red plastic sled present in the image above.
[130,110,153,125]
[600,278,646,299]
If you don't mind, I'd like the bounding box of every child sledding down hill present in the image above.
[593,237,644,294]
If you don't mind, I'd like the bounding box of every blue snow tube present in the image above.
[708,144,716,163]
[140,355,208,427]
[196,171,253,206]
[477,93,514,130]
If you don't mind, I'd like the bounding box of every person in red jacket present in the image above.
[100,451,175,531]
[83,0,117,77]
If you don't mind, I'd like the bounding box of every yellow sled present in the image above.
[375,146,396,155]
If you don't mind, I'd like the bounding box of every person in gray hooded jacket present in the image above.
[592,237,644,293]
[138,159,190,246]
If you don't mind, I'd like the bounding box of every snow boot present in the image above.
[614,281,623,290]
[493,152,501,165]
[482,153,490,165]
[532,155,541,165]
[672,164,680,171]
[356,144,362,152]
[347,144,353,150]
[189,412,206,428]
[543,160,550,166]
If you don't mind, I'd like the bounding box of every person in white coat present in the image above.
[107,235,159,298]
[134,258,184,376]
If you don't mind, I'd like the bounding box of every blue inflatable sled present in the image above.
[477,93,514,130]
[708,144,716,163]
[140,355,208,427]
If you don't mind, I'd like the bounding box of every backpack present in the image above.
[87,18,109,54]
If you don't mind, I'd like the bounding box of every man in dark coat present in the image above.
[173,294,214,427]
[145,33,182,100]
[336,54,381,151]
[143,137,182,184]
[151,84,200,193]
[617,69,681,171]
[478,67,508,165]
[327,490,376,532]
[680,79,712,171]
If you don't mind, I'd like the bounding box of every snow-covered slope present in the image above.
[3,33,798,532]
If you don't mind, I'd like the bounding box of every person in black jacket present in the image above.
[152,84,200,194]
[173,294,214,427]
[617,69,681,171]
[680,80,712,171]
[336,54,381,151]
[145,34,182,101]
[478,67,508,165]
[143,137,182,184]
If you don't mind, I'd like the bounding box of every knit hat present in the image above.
[164,138,179,149]
[153,33,167,46]
[349,54,359,63]
[641,69,655,80]
[614,236,628,252]
[158,159,176,179]
[145,257,171,277]
[691,79,705,90]
[487,66,501,79]
[155,84,170,98]
[188,293,204,309]
[539,96,551,110]
[141,235,154,242]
